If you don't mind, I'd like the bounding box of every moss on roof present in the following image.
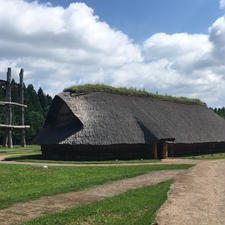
[63,84,206,105]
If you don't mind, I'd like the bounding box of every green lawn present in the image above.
[19,180,173,225]
[0,164,192,209]
[0,145,41,155]
[181,152,225,160]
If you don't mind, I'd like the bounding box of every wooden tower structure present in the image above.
[0,68,30,148]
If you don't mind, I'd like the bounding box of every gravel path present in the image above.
[156,159,225,225]
[0,169,184,225]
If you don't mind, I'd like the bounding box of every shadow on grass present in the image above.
[4,154,43,161]
[3,154,161,164]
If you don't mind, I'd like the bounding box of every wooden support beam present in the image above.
[0,124,30,129]
[153,143,158,159]
[6,68,13,148]
[0,101,28,108]
[20,68,26,147]
[1,68,30,148]
[162,143,168,159]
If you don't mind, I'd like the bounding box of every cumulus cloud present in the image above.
[220,0,225,9]
[209,16,225,63]
[143,19,225,106]
[0,0,142,93]
[0,0,224,107]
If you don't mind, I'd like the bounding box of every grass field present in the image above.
[19,180,173,225]
[181,152,225,160]
[0,145,41,155]
[0,164,192,209]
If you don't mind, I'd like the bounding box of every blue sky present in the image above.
[0,0,225,107]
[36,0,224,42]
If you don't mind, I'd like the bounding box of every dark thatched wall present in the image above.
[168,142,225,157]
[41,142,225,161]
[41,144,155,161]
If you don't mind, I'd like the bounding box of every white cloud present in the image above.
[220,0,225,9]
[0,0,224,107]
[143,33,212,73]
[143,20,225,107]
[209,16,225,63]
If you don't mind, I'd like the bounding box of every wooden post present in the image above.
[162,143,168,158]
[1,67,29,148]
[2,113,8,147]
[20,69,26,147]
[6,68,13,148]
[153,143,158,159]
[2,85,8,147]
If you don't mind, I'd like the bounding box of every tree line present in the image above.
[0,80,52,145]
[212,107,225,119]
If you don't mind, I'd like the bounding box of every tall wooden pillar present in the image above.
[162,143,168,158]
[153,143,158,159]
[3,111,8,147]
[6,68,13,148]
[20,69,26,147]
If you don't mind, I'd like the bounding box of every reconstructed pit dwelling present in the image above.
[34,85,225,160]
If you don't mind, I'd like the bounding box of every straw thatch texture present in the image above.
[35,91,225,146]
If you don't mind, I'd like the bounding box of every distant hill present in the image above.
[0,80,52,145]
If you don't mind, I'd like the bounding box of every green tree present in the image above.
[213,107,225,119]
[0,82,52,145]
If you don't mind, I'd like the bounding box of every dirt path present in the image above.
[2,154,224,225]
[156,159,225,225]
[0,169,184,225]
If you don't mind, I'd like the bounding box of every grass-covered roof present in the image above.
[64,84,205,105]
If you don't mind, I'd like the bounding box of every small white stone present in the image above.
[43,165,48,169]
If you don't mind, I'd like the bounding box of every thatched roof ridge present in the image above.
[34,91,225,146]
[64,84,206,105]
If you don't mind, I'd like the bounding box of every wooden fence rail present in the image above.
[0,101,28,108]
[0,124,30,129]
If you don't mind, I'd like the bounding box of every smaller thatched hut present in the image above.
[34,84,225,160]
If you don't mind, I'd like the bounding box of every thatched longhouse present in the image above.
[34,85,225,160]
